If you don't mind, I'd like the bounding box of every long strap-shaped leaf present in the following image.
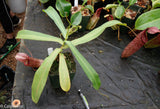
[32,48,61,104]
[43,6,67,39]
[65,41,101,90]
[71,20,126,46]
[59,53,71,92]
[17,30,63,45]
[135,8,160,30]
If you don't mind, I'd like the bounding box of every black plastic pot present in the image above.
[120,2,144,33]
[0,65,15,90]
[78,15,91,32]
[122,2,144,16]
[49,72,75,89]
[49,52,76,89]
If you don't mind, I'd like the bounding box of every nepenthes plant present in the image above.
[16,3,126,104]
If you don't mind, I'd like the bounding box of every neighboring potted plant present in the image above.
[16,5,125,104]
[123,0,151,10]
[49,0,94,33]
[121,8,160,58]
[104,0,141,19]
[104,0,144,26]
[40,0,105,32]
[70,0,94,31]
[69,0,106,31]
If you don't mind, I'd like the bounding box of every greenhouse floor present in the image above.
[12,1,160,109]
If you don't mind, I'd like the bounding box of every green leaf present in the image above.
[39,0,49,3]
[152,0,160,9]
[115,5,125,19]
[43,6,67,39]
[65,41,101,90]
[104,4,118,10]
[71,20,126,46]
[32,48,61,104]
[59,53,71,92]
[16,30,63,45]
[85,5,94,15]
[82,0,88,6]
[56,0,72,17]
[71,11,82,25]
[129,0,137,6]
[135,8,160,30]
